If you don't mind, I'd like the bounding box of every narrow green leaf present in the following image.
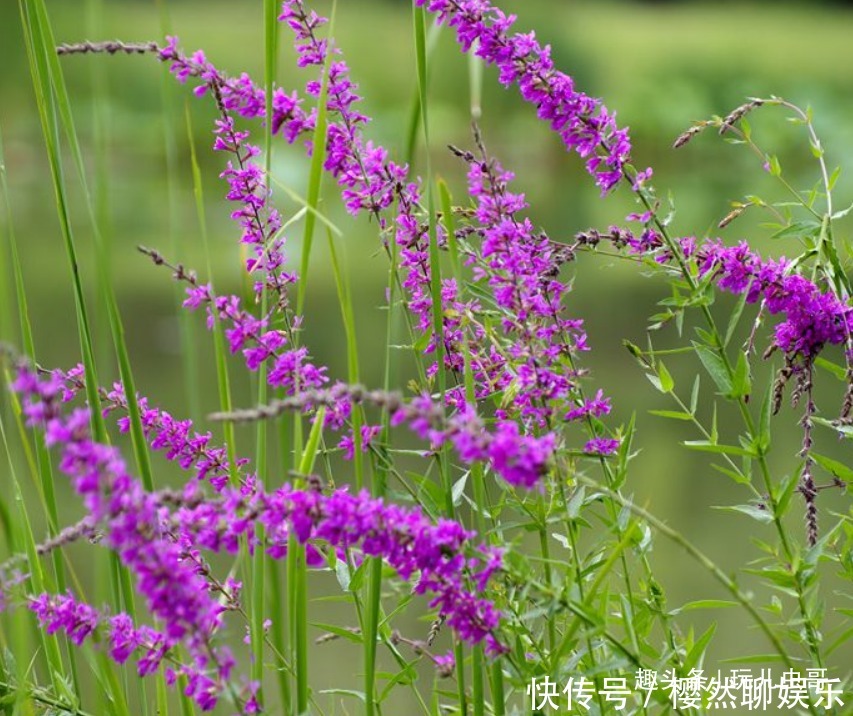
[719,654,789,664]
[811,452,853,484]
[828,165,841,191]
[813,417,852,439]
[710,463,751,485]
[657,361,674,393]
[815,356,847,381]
[311,625,363,646]
[295,10,333,317]
[770,220,820,241]
[771,471,799,517]
[19,0,105,445]
[0,412,66,696]
[327,227,363,493]
[402,19,441,168]
[713,504,774,524]
[318,689,367,703]
[728,351,751,400]
[414,7,467,713]
[298,407,327,476]
[683,622,716,673]
[693,343,733,395]
[451,472,468,507]
[438,179,461,280]
[690,375,701,414]
[757,377,773,455]
[677,600,739,612]
[825,624,853,656]
[684,440,753,457]
[645,373,663,392]
[710,403,718,443]
[648,410,692,421]
[566,487,585,520]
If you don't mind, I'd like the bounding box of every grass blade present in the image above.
[413,6,469,713]
[295,3,334,319]
[294,407,326,714]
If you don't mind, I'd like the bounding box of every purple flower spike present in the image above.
[690,239,853,360]
[30,592,99,646]
[29,593,236,711]
[161,20,596,481]
[415,0,639,194]
[13,369,225,676]
[583,437,621,456]
[259,485,508,651]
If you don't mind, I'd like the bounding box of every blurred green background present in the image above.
[1,0,851,710]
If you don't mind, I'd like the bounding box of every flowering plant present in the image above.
[0,0,850,714]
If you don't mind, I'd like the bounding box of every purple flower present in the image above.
[583,437,621,456]
[433,650,455,673]
[415,0,638,194]
[592,228,852,367]
[160,25,572,485]
[565,390,612,422]
[268,348,329,394]
[17,367,508,653]
[30,593,179,680]
[692,240,853,359]
[108,613,146,664]
[338,423,382,460]
[100,381,248,492]
[487,422,555,488]
[30,592,98,646]
[13,369,224,664]
[173,482,507,651]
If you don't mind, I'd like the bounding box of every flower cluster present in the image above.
[279,1,406,215]
[161,35,343,437]
[162,26,437,456]
[14,365,508,679]
[278,1,620,456]
[15,2,849,713]
[12,367,233,710]
[30,593,243,711]
[278,1,468,384]
[169,478,503,651]
[686,239,853,360]
[164,477,506,652]
[30,592,100,646]
[213,383,556,489]
[161,38,301,304]
[158,3,600,486]
[50,365,250,492]
[393,395,557,488]
[460,148,617,442]
[234,484,504,651]
[109,381,250,491]
[415,0,637,193]
[580,227,853,370]
[160,35,313,144]
[12,1,663,708]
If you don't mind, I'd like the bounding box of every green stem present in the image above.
[576,475,798,670]
[632,175,826,670]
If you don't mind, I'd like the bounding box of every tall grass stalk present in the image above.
[413,7,470,713]
[157,0,202,422]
